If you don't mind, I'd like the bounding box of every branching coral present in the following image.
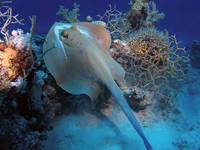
[110,28,189,101]
[99,2,186,101]
[0,2,35,92]
[0,30,33,92]
[99,1,164,39]
[98,5,130,39]
[56,3,80,23]
[0,45,32,91]
[0,3,24,43]
[143,1,165,27]
[128,0,164,29]
[131,0,147,11]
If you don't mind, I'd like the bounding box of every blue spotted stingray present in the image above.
[43,22,152,150]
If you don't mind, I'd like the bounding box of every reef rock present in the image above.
[190,41,200,69]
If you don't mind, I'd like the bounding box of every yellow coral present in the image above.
[129,39,148,56]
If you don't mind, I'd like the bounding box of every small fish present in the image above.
[43,22,152,150]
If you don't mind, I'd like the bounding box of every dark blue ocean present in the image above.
[11,0,200,45]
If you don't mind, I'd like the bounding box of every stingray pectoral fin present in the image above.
[57,70,101,101]
[107,81,152,150]
[43,23,70,83]
[104,52,126,84]
[93,46,125,85]
[77,22,111,52]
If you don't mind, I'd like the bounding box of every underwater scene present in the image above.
[0,0,199,150]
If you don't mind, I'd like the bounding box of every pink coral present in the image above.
[9,29,30,50]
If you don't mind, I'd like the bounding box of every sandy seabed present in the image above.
[44,70,200,150]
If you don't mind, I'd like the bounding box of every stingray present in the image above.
[43,22,152,150]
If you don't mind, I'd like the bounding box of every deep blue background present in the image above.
[10,0,200,46]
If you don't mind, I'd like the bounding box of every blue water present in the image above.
[11,0,200,45]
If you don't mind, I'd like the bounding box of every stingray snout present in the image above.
[61,30,69,39]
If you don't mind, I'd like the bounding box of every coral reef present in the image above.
[0,35,77,149]
[143,1,165,27]
[131,0,147,11]
[123,86,152,112]
[0,114,45,150]
[0,39,45,149]
[98,1,164,39]
[0,2,24,43]
[128,1,164,29]
[128,0,147,30]
[0,30,33,92]
[56,3,80,23]
[0,2,34,92]
[98,5,130,39]
[90,1,188,116]
[97,2,189,115]
[0,3,54,148]
[0,1,195,149]
[110,28,189,111]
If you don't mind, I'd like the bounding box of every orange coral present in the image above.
[0,47,18,78]
[129,39,148,56]
[0,44,32,91]
[110,29,189,102]
[128,38,169,69]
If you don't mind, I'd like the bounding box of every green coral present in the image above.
[129,0,165,29]
[131,0,146,11]
[56,3,80,23]
[144,1,165,27]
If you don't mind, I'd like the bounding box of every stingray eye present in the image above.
[61,30,69,38]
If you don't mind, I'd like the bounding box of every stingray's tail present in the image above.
[107,81,152,150]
